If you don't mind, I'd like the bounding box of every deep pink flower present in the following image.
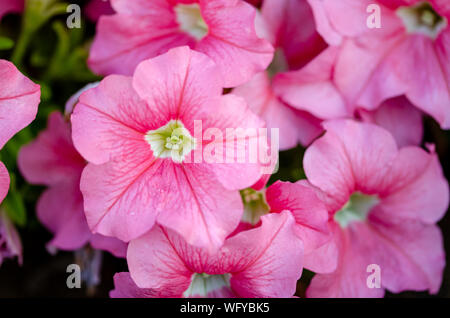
[72,47,267,250]
[88,0,274,87]
[18,111,126,257]
[85,0,114,22]
[303,120,448,297]
[307,0,450,128]
[234,0,326,149]
[120,211,303,298]
[274,47,424,147]
[0,0,23,20]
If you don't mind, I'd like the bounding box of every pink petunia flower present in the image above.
[0,0,23,21]
[274,46,424,147]
[0,59,39,266]
[88,0,274,87]
[234,0,327,149]
[117,211,303,298]
[237,179,334,274]
[18,111,126,257]
[71,47,268,250]
[307,0,450,129]
[303,119,449,297]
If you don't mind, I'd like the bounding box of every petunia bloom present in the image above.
[307,0,450,128]
[274,46,424,147]
[0,59,40,204]
[303,120,449,297]
[72,47,268,250]
[234,0,326,149]
[18,111,126,257]
[88,0,274,87]
[120,211,303,298]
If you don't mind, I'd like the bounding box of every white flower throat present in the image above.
[145,120,196,163]
[397,1,447,39]
[183,273,231,298]
[175,3,209,40]
[334,192,379,228]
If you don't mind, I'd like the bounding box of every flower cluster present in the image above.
[0,0,449,298]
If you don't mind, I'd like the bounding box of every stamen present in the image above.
[145,120,196,163]
[397,1,447,39]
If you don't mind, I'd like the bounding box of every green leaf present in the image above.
[2,174,27,227]
[0,36,14,50]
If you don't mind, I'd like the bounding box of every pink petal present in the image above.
[266,180,330,255]
[37,181,91,251]
[195,0,274,87]
[88,1,191,75]
[307,223,386,298]
[234,71,323,149]
[155,163,244,251]
[132,46,223,128]
[79,142,159,242]
[89,234,127,258]
[273,47,351,120]
[71,75,149,165]
[368,214,445,294]
[377,147,449,224]
[261,0,327,69]
[227,211,304,298]
[357,96,423,147]
[127,225,193,296]
[304,120,398,211]
[19,112,85,186]
[110,272,156,298]
[0,162,9,204]
[0,60,40,149]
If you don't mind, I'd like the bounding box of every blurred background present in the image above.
[0,0,449,298]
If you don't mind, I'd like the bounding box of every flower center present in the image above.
[334,192,379,228]
[175,3,208,41]
[397,1,447,39]
[240,188,270,225]
[145,120,196,163]
[267,49,289,78]
[183,273,231,298]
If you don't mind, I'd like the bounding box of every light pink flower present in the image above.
[0,59,40,201]
[234,0,326,149]
[235,178,333,273]
[307,0,450,128]
[0,60,39,266]
[72,47,266,250]
[85,0,114,22]
[303,119,449,297]
[0,0,23,20]
[274,46,424,147]
[18,111,126,257]
[88,0,274,87]
[122,211,303,298]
